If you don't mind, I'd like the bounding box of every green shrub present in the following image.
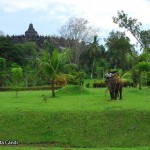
[54,74,67,86]
[93,80,106,88]
[122,79,134,87]
[63,74,77,85]
[64,73,85,86]
[75,70,86,86]
[86,82,90,88]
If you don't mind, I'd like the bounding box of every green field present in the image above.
[0,86,150,149]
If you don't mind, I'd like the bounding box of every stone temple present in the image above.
[11,23,67,48]
[25,23,38,37]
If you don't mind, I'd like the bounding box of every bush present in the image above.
[75,71,86,86]
[54,74,67,86]
[93,80,106,88]
[131,69,139,87]
[122,79,134,87]
[85,83,90,88]
[64,73,85,86]
[63,74,77,85]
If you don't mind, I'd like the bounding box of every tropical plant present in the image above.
[0,36,23,66]
[37,49,64,97]
[59,17,98,64]
[87,35,100,78]
[75,70,86,86]
[135,61,150,89]
[11,66,23,97]
[113,10,150,51]
[105,31,132,70]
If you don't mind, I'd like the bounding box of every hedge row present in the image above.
[93,80,106,88]
[0,86,61,92]
[122,80,134,87]
[93,80,135,88]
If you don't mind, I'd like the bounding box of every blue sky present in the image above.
[0,0,150,46]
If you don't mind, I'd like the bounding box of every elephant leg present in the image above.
[119,88,122,100]
[110,91,113,100]
[115,83,120,100]
[110,92,113,100]
[115,90,118,100]
[119,83,123,100]
[111,90,115,100]
[109,90,114,100]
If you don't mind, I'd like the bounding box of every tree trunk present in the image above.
[102,69,104,80]
[25,77,28,87]
[51,79,55,97]
[139,75,142,90]
[91,55,95,78]
[139,79,142,90]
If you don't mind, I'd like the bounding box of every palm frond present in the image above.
[51,49,59,69]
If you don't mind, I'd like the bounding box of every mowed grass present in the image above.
[0,86,150,112]
[0,86,150,149]
[1,147,150,150]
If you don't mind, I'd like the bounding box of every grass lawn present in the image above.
[1,147,150,150]
[0,86,150,149]
[0,86,149,112]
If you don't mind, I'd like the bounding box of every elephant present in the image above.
[105,72,123,100]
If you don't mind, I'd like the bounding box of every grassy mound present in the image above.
[56,85,90,95]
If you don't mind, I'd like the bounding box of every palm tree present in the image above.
[87,35,100,78]
[37,49,63,97]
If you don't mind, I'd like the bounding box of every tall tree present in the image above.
[11,66,23,97]
[59,17,98,64]
[87,36,100,78]
[15,41,37,66]
[125,51,138,70]
[136,61,150,89]
[0,57,6,87]
[140,30,150,53]
[113,10,150,51]
[105,31,132,70]
[80,43,106,78]
[0,36,23,66]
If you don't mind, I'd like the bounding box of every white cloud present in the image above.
[0,0,150,45]
[0,0,50,12]
[1,0,150,25]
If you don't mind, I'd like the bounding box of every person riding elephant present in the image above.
[105,71,123,100]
